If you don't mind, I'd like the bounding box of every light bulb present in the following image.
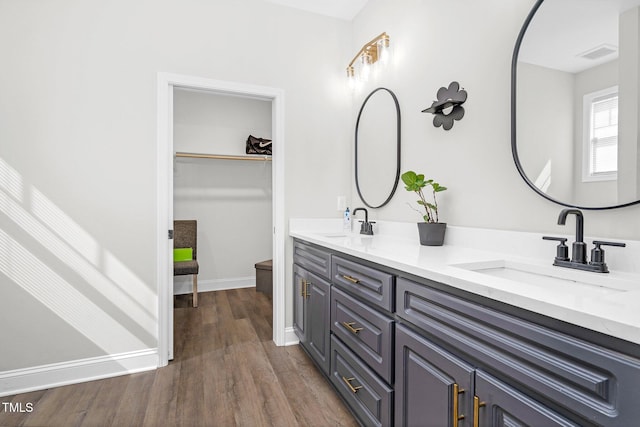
[360,53,372,82]
[378,35,391,66]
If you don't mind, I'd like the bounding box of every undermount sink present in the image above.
[318,232,373,239]
[451,259,637,296]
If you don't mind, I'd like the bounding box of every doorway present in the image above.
[156,73,286,366]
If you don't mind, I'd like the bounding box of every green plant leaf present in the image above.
[401,171,417,187]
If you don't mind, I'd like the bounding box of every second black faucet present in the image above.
[353,207,375,235]
[543,208,625,273]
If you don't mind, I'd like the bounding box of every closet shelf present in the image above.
[175,152,272,162]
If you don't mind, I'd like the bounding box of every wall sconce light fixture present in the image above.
[347,32,391,88]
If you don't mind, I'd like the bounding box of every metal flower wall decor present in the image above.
[422,81,468,131]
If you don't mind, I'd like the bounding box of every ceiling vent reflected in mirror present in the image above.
[579,44,618,61]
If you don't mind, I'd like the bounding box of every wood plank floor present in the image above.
[0,289,358,427]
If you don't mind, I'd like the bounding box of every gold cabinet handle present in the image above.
[342,274,360,284]
[453,383,465,427]
[300,279,307,298]
[341,376,362,393]
[304,280,310,299]
[341,321,364,334]
[473,396,486,427]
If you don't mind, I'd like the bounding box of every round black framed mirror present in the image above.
[355,87,401,209]
[512,0,640,210]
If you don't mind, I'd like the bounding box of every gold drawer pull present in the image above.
[342,274,360,284]
[341,321,364,334]
[453,383,465,427]
[300,279,307,298]
[342,376,362,393]
[473,396,486,427]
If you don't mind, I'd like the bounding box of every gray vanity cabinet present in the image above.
[292,238,640,427]
[396,276,640,427]
[396,324,579,427]
[293,242,332,376]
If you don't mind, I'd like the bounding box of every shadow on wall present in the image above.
[0,156,156,371]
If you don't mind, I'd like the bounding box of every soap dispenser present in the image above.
[343,207,351,233]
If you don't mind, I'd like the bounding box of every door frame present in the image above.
[156,72,286,366]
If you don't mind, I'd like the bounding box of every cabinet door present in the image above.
[293,265,308,344]
[474,370,582,427]
[306,271,331,375]
[395,324,475,427]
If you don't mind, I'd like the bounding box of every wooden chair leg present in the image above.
[192,274,198,308]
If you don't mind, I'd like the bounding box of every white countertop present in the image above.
[290,219,640,346]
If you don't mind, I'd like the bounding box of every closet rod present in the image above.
[175,152,272,162]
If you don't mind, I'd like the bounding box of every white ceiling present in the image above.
[262,0,369,21]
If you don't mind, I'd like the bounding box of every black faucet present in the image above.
[353,208,375,235]
[543,208,625,273]
[557,208,586,264]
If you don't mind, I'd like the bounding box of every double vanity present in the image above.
[290,219,640,427]
[304,0,640,424]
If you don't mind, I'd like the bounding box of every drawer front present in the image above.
[397,277,640,426]
[330,336,393,427]
[332,256,394,312]
[331,287,394,383]
[293,240,332,280]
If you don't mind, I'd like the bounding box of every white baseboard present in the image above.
[284,327,299,346]
[173,276,256,295]
[0,349,158,398]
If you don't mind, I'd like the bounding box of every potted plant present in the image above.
[401,170,448,246]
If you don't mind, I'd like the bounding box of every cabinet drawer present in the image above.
[293,240,331,280]
[330,336,393,427]
[397,277,640,426]
[331,287,394,383]
[332,256,394,312]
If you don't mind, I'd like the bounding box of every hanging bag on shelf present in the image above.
[245,135,272,155]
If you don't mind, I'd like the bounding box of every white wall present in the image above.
[0,0,351,373]
[173,89,272,291]
[517,62,574,203]
[350,0,640,240]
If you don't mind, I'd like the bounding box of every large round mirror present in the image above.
[513,0,640,209]
[355,87,401,209]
